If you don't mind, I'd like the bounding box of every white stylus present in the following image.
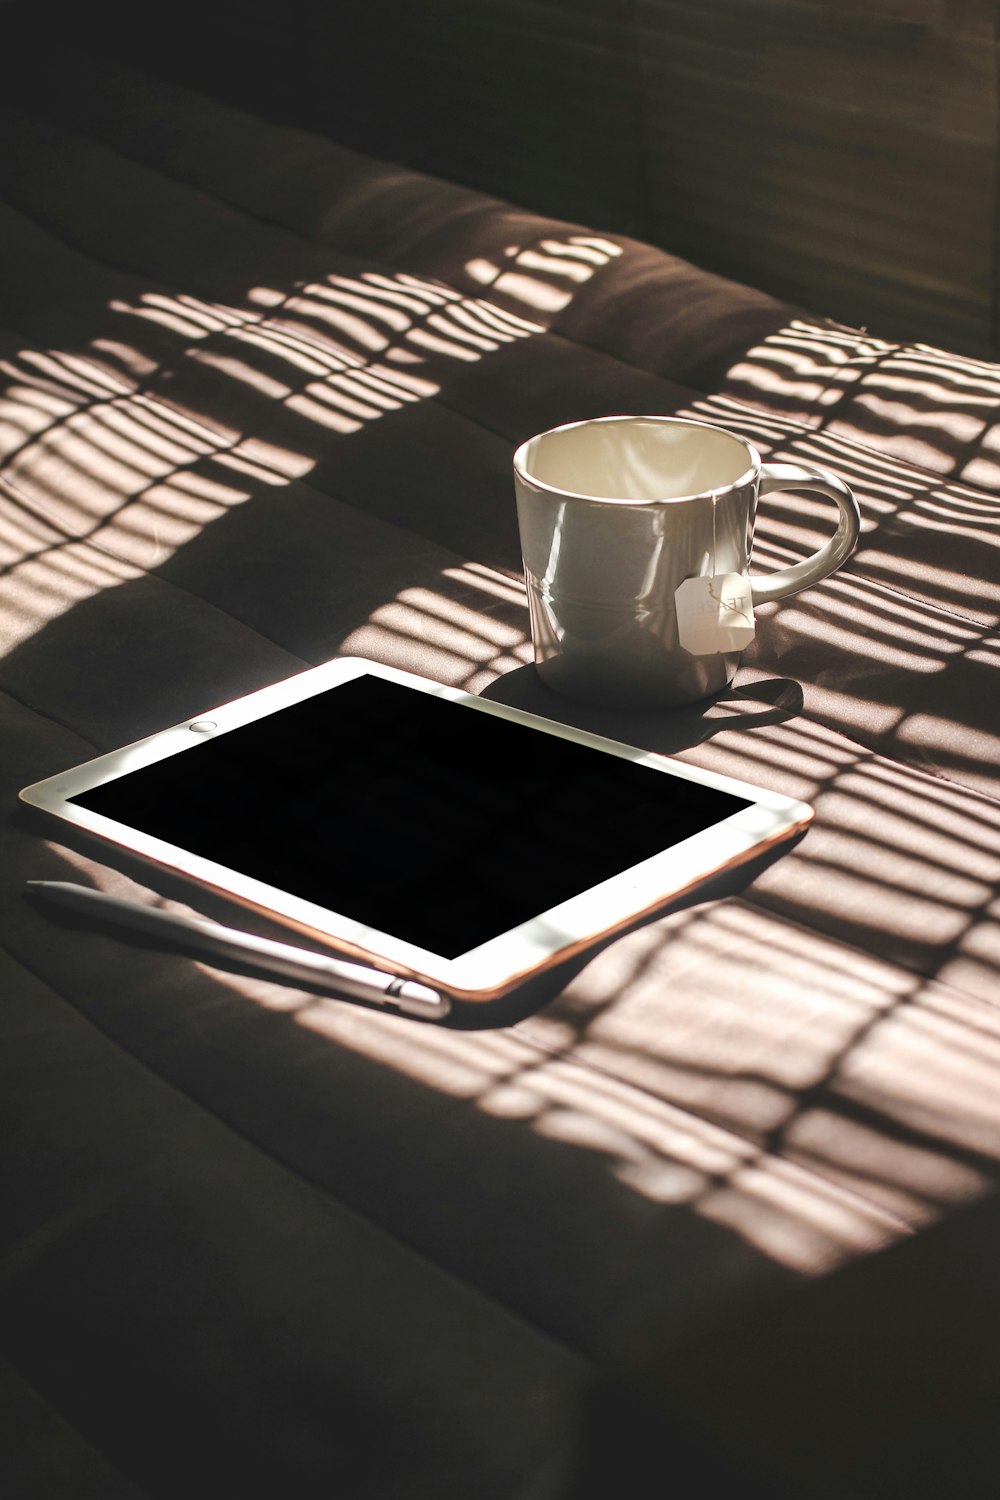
[26,880,449,1020]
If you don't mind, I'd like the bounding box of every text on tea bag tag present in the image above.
[674,490,755,655]
[675,574,755,655]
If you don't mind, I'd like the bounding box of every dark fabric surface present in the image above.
[10,0,994,353]
[1,47,999,1499]
[565,1191,1000,1499]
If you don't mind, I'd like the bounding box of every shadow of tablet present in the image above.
[14,669,805,1032]
[446,832,805,1029]
[453,668,807,1027]
[17,803,802,1031]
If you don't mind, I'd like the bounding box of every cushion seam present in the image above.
[0,938,592,1365]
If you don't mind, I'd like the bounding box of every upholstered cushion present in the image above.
[2,51,999,1498]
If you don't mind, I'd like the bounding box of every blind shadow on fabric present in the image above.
[0,239,620,680]
[9,689,1000,1293]
[676,324,1000,800]
[2,211,999,1298]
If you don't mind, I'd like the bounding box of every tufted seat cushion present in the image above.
[2,50,999,1499]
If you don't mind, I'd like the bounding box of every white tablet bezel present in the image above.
[20,656,813,1000]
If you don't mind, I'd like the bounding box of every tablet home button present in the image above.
[189,720,217,734]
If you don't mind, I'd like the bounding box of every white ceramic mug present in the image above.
[514,415,860,709]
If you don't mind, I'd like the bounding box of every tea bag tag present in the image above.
[675,573,755,656]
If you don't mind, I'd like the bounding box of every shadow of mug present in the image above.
[481,663,804,757]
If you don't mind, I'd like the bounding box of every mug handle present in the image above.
[750,462,861,607]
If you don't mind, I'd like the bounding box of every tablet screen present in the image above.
[70,674,751,958]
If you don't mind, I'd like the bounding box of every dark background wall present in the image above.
[8,0,999,353]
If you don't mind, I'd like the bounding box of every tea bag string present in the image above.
[708,487,721,607]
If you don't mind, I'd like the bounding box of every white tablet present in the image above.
[20,657,812,1003]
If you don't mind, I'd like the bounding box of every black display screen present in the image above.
[71,675,751,958]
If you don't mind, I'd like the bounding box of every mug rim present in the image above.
[513,413,760,505]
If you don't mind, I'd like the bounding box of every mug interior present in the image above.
[517,417,755,502]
